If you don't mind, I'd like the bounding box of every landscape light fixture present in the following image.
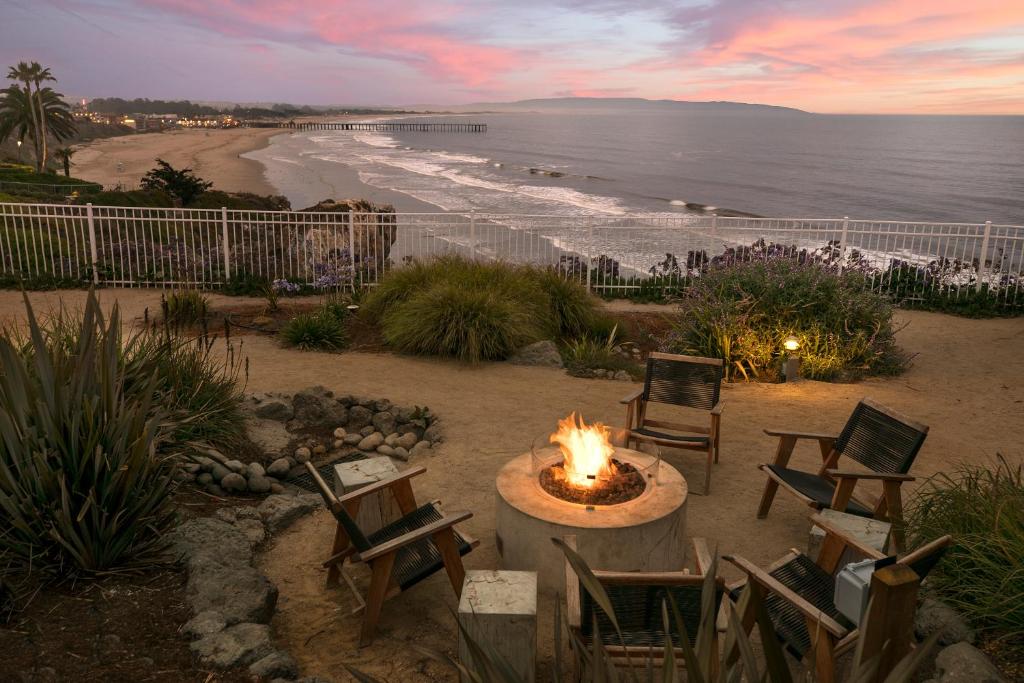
[783,335,801,382]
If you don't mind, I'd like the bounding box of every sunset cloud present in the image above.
[1,0,1022,112]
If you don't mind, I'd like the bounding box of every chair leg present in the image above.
[326,523,350,587]
[757,436,796,518]
[806,621,837,683]
[882,481,906,554]
[359,552,396,647]
[433,528,467,597]
[704,447,713,495]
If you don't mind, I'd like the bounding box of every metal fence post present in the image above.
[469,210,476,260]
[976,220,992,292]
[838,216,849,274]
[585,219,593,293]
[221,207,231,283]
[347,210,356,285]
[86,203,99,285]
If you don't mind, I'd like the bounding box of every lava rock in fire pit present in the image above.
[539,459,646,506]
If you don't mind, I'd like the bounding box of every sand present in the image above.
[72,127,283,196]
[2,289,1022,681]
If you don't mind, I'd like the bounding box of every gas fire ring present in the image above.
[495,448,688,594]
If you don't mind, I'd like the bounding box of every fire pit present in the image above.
[496,414,688,593]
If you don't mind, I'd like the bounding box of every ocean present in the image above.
[245,110,1024,276]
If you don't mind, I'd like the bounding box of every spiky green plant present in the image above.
[906,456,1024,640]
[280,310,347,351]
[163,288,209,327]
[0,292,177,577]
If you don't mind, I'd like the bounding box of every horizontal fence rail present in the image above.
[1,202,1021,307]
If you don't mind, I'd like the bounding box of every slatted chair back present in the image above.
[642,353,723,412]
[580,577,724,648]
[834,399,928,474]
[305,462,373,552]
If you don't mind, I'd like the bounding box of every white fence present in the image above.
[1,202,1021,306]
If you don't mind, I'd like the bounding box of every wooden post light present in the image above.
[859,563,920,683]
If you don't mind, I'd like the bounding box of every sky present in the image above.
[2,0,1023,114]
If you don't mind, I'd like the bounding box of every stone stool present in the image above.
[332,457,403,536]
[808,508,892,565]
[458,570,537,683]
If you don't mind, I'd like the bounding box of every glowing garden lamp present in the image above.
[783,335,801,382]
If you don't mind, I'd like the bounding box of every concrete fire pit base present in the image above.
[495,450,688,594]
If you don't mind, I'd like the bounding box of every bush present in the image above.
[0,293,177,576]
[663,260,909,381]
[562,324,641,379]
[280,310,347,351]
[906,457,1024,640]
[382,284,544,362]
[163,289,209,327]
[363,255,602,362]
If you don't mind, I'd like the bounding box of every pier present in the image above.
[244,121,487,133]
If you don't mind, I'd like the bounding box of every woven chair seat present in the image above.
[365,503,472,591]
[581,583,718,648]
[631,427,709,445]
[764,465,873,517]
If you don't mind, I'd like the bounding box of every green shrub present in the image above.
[663,260,909,381]
[163,289,210,327]
[562,325,641,379]
[0,293,177,577]
[364,255,603,362]
[280,311,347,351]
[382,284,543,362]
[906,457,1024,640]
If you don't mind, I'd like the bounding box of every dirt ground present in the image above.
[2,289,1022,682]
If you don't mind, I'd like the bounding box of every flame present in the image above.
[550,412,617,489]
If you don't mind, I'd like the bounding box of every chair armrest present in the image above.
[711,401,724,416]
[359,509,472,562]
[763,429,837,441]
[619,388,643,405]
[825,470,915,482]
[337,466,427,505]
[692,537,713,575]
[809,513,887,561]
[722,555,849,638]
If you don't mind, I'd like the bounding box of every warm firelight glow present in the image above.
[550,413,617,489]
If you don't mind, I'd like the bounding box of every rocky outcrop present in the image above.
[509,340,564,368]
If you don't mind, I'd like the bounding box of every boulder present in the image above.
[225,459,247,473]
[266,458,291,478]
[247,475,273,495]
[211,463,231,482]
[244,417,293,457]
[927,643,1005,682]
[423,424,443,444]
[182,610,227,639]
[197,472,214,486]
[246,462,266,479]
[358,432,385,451]
[916,598,976,646]
[186,562,278,625]
[509,340,564,368]
[333,427,347,438]
[254,397,294,421]
[221,473,248,493]
[250,650,299,679]
[293,447,312,463]
[410,441,432,459]
[342,433,363,446]
[257,494,321,534]
[372,411,397,435]
[373,398,392,413]
[376,444,396,457]
[392,446,409,461]
[613,370,633,381]
[395,432,419,451]
[347,405,374,431]
[384,433,400,448]
[169,518,253,570]
[359,425,376,437]
[235,518,267,547]
[312,444,327,455]
[292,386,348,428]
[191,622,274,669]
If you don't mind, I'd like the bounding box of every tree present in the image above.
[6,62,42,171]
[54,146,75,176]
[140,158,212,205]
[30,63,56,171]
[0,85,76,170]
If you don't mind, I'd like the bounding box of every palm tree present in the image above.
[0,85,76,168]
[6,62,42,171]
[29,63,56,171]
[54,146,75,177]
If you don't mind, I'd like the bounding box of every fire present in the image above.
[550,413,617,489]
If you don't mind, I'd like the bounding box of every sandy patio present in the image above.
[2,289,1022,681]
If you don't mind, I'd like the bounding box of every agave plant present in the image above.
[0,291,178,577]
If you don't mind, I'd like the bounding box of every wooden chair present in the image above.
[756,398,928,551]
[303,462,479,645]
[621,352,724,494]
[564,536,724,674]
[724,513,951,683]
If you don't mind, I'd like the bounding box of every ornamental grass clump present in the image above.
[363,255,602,363]
[664,259,909,381]
[280,310,347,351]
[0,293,177,577]
[906,456,1024,641]
[163,288,209,327]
